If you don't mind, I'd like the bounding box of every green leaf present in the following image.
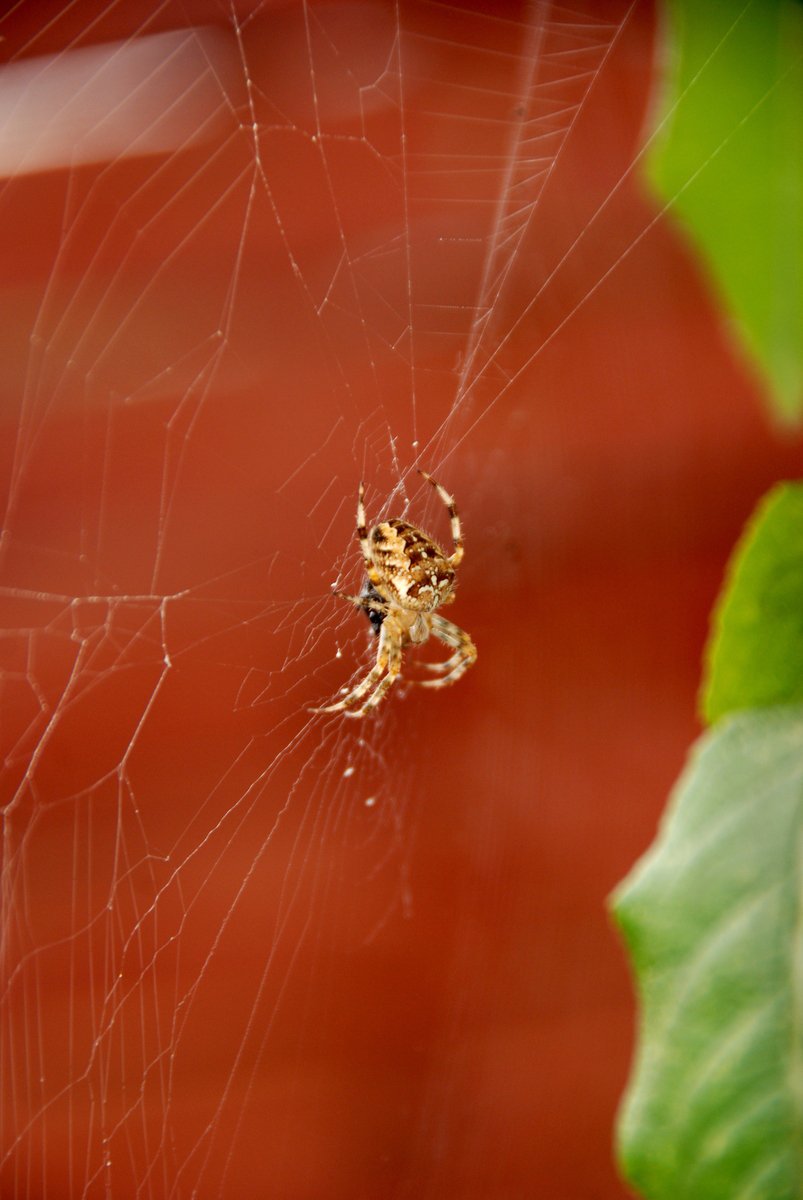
[647,0,803,422]
[702,482,803,723]
[612,706,803,1200]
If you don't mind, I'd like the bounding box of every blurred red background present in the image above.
[1,2,800,1197]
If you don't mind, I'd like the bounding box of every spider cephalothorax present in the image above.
[313,470,477,718]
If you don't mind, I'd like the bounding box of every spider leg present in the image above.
[418,612,462,672]
[345,629,403,718]
[312,617,403,715]
[418,654,474,689]
[311,640,390,713]
[419,649,464,675]
[332,588,388,614]
[417,470,463,568]
[356,482,384,589]
[414,614,476,689]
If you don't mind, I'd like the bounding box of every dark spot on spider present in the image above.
[360,582,386,635]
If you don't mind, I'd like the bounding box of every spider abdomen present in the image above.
[369,519,455,611]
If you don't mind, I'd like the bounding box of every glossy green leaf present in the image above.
[702,482,803,722]
[648,0,803,422]
[613,706,803,1200]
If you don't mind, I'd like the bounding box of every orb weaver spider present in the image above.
[314,471,476,718]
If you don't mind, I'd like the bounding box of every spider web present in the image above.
[0,1,775,1196]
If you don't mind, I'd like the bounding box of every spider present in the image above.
[313,470,477,718]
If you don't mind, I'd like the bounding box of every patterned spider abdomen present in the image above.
[369,519,456,612]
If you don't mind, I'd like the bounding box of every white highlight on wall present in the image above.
[0,26,239,177]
